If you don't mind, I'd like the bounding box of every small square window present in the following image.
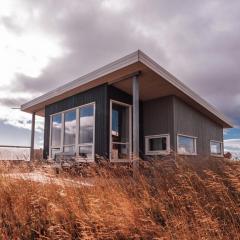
[210,141,223,156]
[177,134,197,155]
[145,134,170,155]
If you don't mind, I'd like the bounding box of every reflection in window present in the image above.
[51,114,62,147]
[149,138,166,151]
[210,141,223,156]
[63,146,75,153]
[79,146,93,159]
[177,135,197,155]
[64,110,76,146]
[79,105,94,144]
[51,148,60,158]
[78,104,95,160]
[112,109,119,137]
[145,135,170,155]
[50,103,95,160]
[112,143,129,160]
[111,102,130,161]
[112,104,129,143]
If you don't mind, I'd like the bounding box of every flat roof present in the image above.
[21,50,233,128]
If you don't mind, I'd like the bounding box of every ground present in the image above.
[0,157,239,239]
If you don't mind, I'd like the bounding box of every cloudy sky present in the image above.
[0,0,239,156]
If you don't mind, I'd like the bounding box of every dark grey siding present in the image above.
[173,96,223,156]
[108,85,132,105]
[43,84,108,159]
[142,96,175,153]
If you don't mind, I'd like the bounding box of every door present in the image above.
[110,100,132,161]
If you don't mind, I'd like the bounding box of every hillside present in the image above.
[0,157,239,239]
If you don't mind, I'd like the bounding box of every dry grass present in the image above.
[0,157,239,239]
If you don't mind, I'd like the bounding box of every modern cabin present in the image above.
[21,50,233,162]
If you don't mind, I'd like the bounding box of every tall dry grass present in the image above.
[0,157,239,239]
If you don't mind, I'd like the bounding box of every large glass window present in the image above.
[145,134,170,155]
[177,134,197,155]
[78,104,95,160]
[51,114,62,147]
[210,141,223,156]
[49,103,95,160]
[64,110,76,153]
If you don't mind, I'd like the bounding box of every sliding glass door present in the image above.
[110,100,132,161]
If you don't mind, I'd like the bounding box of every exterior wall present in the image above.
[142,96,175,153]
[173,96,223,156]
[43,84,136,160]
[43,83,223,159]
[43,84,108,159]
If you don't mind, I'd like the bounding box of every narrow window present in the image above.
[78,104,95,160]
[210,141,223,156]
[110,101,131,161]
[177,134,197,155]
[51,114,62,157]
[63,110,76,153]
[145,134,170,155]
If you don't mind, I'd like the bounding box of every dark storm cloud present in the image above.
[5,0,240,126]
[0,97,28,108]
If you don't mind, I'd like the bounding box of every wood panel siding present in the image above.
[173,96,223,156]
[142,96,175,153]
[43,84,108,159]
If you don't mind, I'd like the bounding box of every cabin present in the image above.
[21,50,232,162]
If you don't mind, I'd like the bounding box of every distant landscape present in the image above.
[0,157,239,239]
[0,147,30,161]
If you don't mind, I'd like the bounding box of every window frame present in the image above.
[109,99,132,162]
[210,140,223,157]
[78,103,96,162]
[145,134,170,155]
[49,102,95,161]
[50,113,62,149]
[63,109,77,154]
[177,134,197,156]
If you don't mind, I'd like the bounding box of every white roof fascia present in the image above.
[21,50,233,127]
[21,50,139,111]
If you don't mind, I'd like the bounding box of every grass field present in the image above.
[0,157,239,239]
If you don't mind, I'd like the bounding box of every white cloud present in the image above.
[0,0,63,93]
[224,139,240,159]
[0,26,62,86]
[0,106,44,132]
[0,0,63,132]
[0,90,33,101]
[101,0,132,12]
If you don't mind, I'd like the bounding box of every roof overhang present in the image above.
[21,50,233,128]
